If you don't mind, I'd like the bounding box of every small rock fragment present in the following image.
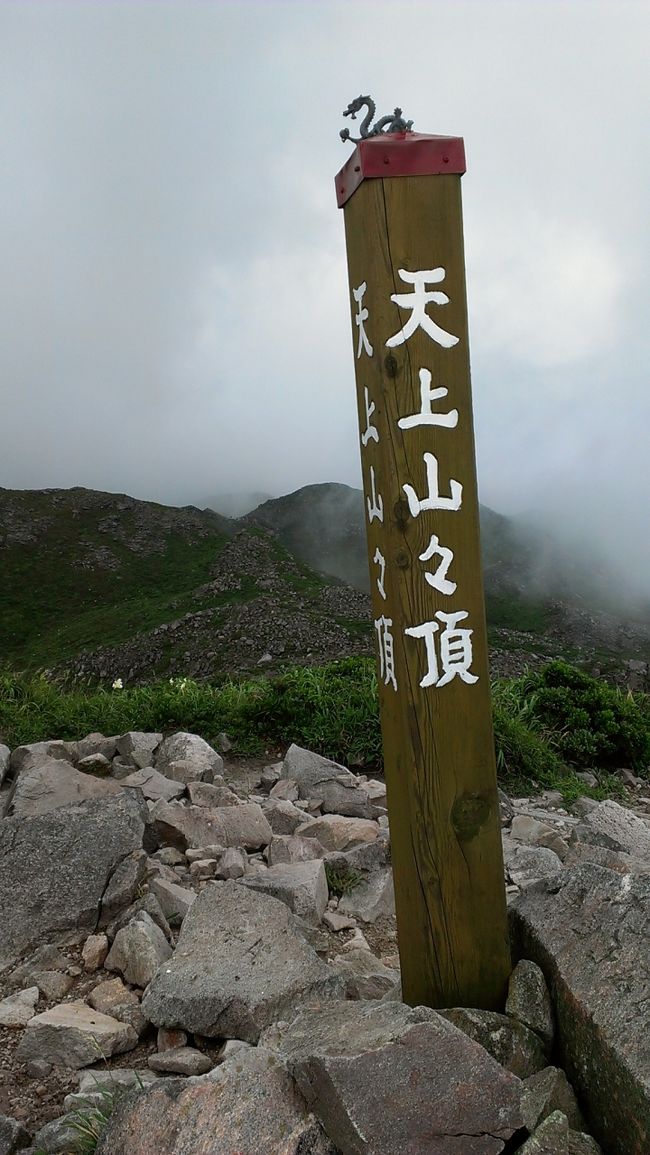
[0,986,39,1028]
[337,869,395,923]
[506,958,555,1050]
[332,947,400,1000]
[33,971,74,1001]
[440,1007,547,1078]
[270,778,300,802]
[87,977,140,1016]
[215,846,247,880]
[104,911,172,988]
[186,781,240,807]
[517,1109,570,1154]
[0,1113,32,1154]
[189,858,218,881]
[322,911,357,932]
[295,814,379,852]
[148,877,197,923]
[522,1066,585,1132]
[241,860,329,925]
[82,934,109,973]
[147,1046,212,1075]
[121,767,185,802]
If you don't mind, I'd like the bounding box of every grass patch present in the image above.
[0,659,644,802]
[485,591,555,634]
[325,862,364,897]
[0,530,229,670]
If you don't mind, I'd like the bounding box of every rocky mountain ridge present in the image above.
[2,484,650,686]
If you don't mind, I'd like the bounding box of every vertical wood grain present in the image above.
[342,172,510,1009]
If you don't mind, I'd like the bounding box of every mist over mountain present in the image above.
[202,492,274,519]
[246,483,650,620]
[246,484,369,593]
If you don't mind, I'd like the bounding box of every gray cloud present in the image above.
[1,1,648,586]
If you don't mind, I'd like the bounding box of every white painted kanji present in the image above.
[366,465,384,523]
[385,268,459,350]
[398,368,458,430]
[405,611,478,689]
[374,615,397,690]
[419,535,457,595]
[373,546,387,600]
[353,281,373,359]
[361,386,379,447]
[403,452,462,517]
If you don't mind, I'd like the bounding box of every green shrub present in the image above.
[521,661,650,770]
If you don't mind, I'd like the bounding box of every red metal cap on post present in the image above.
[335,132,466,208]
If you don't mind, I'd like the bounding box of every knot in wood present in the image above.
[451,794,491,842]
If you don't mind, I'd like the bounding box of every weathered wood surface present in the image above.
[342,171,510,1009]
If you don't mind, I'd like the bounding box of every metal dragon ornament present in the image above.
[340,95,414,144]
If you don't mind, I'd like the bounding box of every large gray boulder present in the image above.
[262,798,310,834]
[262,999,524,1154]
[511,863,650,1155]
[96,1047,336,1155]
[154,732,223,782]
[141,881,344,1042]
[16,1002,138,1069]
[148,799,272,850]
[9,739,77,775]
[0,791,148,972]
[115,731,162,769]
[295,814,379,852]
[571,799,650,858]
[282,744,371,817]
[120,767,184,803]
[2,758,121,818]
[241,860,329,925]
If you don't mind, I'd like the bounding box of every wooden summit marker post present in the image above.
[336,98,510,1009]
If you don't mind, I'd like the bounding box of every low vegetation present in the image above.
[324,862,365,898]
[0,659,645,799]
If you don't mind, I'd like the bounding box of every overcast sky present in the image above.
[1,1,649,580]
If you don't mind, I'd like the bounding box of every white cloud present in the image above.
[0,0,648,588]
[469,211,625,366]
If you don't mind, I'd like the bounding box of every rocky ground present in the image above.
[2,735,650,1153]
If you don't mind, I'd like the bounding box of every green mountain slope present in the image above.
[0,488,235,669]
[247,484,650,667]
[3,483,650,683]
[0,487,371,680]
